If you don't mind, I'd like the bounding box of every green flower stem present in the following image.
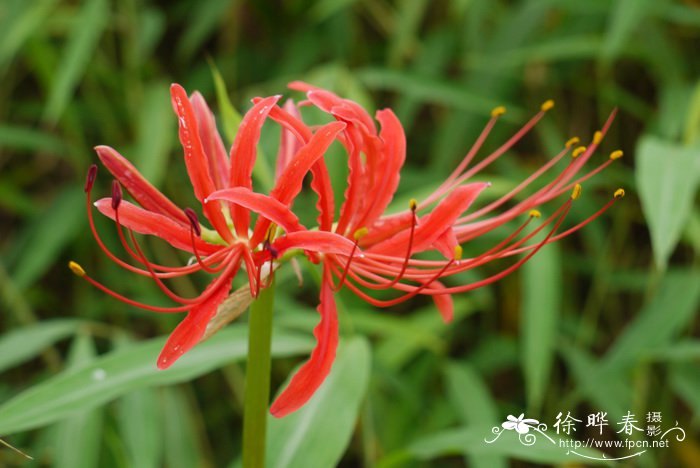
[242,279,275,468]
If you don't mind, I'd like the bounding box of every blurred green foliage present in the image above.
[1,0,699,466]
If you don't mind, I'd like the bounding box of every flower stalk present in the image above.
[242,278,275,468]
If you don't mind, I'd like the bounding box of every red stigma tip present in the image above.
[85,165,98,193]
[111,180,122,210]
[184,208,201,237]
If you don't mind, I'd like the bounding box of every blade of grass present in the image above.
[44,0,109,122]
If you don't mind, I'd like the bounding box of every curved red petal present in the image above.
[271,231,356,257]
[369,182,489,255]
[270,263,338,417]
[251,121,346,242]
[191,91,230,190]
[171,84,232,242]
[354,108,406,230]
[157,270,235,369]
[94,198,219,256]
[228,95,281,236]
[95,146,189,225]
[433,228,459,259]
[427,281,454,323]
[206,187,306,236]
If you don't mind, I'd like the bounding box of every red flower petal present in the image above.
[271,230,357,257]
[228,95,281,237]
[95,146,189,225]
[275,99,303,178]
[251,121,346,244]
[270,262,338,417]
[190,91,230,190]
[369,183,489,255]
[94,198,219,255]
[433,228,459,259]
[171,84,233,242]
[427,281,454,323]
[157,269,236,369]
[206,187,306,235]
[354,109,406,230]
[264,102,336,232]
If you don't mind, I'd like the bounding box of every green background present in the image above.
[1,0,699,466]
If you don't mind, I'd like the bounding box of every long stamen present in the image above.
[339,199,419,289]
[352,211,537,285]
[110,190,230,304]
[423,100,556,208]
[68,250,241,313]
[184,208,222,274]
[331,227,368,292]
[333,246,462,307]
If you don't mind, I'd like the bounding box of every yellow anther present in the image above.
[540,99,555,112]
[565,137,580,148]
[409,198,418,211]
[614,188,625,199]
[353,227,369,240]
[68,261,85,277]
[453,245,463,261]
[610,150,623,160]
[592,131,603,145]
[571,184,582,200]
[529,210,541,218]
[572,146,587,158]
[491,106,507,118]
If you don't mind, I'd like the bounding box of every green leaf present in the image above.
[0,319,81,373]
[52,334,103,468]
[670,363,700,417]
[521,243,561,413]
[209,60,274,191]
[374,297,478,370]
[117,388,162,468]
[356,68,522,119]
[265,336,371,468]
[602,271,700,371]
[601,0,656,63]
[133,83,174,186]
[636,136,700,270]
[44,0,109,122]
[161,387,205,468]
[0,124,67,154]
[559,345,629,424]
[9,187,84,289]
[115,337,162,468]
[0,0,59,70]
[210,60,242,146]
[444,363,505,468]
[177,0,234,61]
[0,325,311,435]
[407,425,609,465]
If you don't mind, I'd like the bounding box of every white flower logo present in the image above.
[502,414,540,434]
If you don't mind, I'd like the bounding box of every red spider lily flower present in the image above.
[244,83,625,416]
[71,81,624,419]
[70,83,346,373]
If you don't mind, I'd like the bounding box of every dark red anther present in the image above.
[111,180,122,210]
[84,165,98,193]
[263,240,279,259]
[184,208,201,237]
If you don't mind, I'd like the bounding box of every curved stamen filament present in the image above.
[330,255,456,307]
[340,198,571,301]
[331,227,368,292]
[69,252,241,313]
[354,212,538,285]
[422,103,553,209]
